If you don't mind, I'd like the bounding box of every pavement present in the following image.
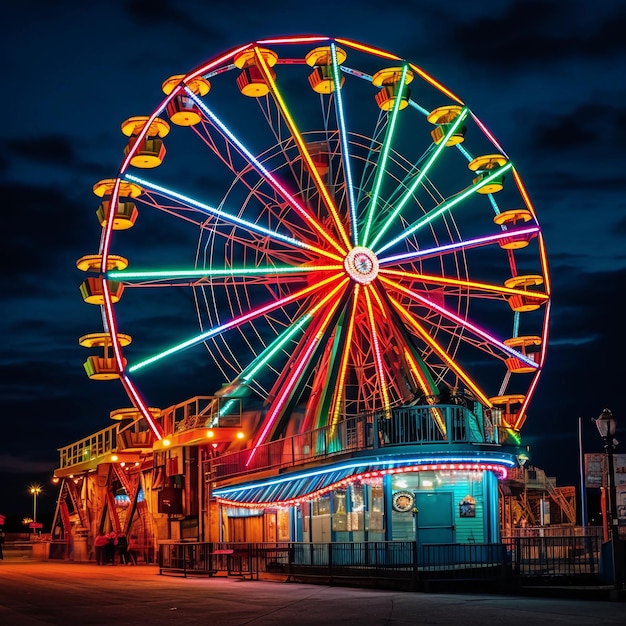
[1,553,625,625]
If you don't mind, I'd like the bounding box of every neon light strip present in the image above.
[514,299,551,430]
[330,284,360,426]
[362,64,409,247]
[185,89,346,257]
[401,346,447,434]
[387,293,490,406]
[408,63,464,104]
[215,456,514,498]
[471,112,509,157]
[247,281,348,464]
[257,36,330,45]
[241,279,345,383]
[120,375,163,439]
[334,38,401,62]
[375,163,513,254]
[331,43,358,245]
[364,285,390,410]
[379,226,540,265]
[512,167,552,296]
[219,461,511,507]
[379,268,549,301]
[100,280,163,439]
[110,264,342,281]
[369,108,469,250]
[129,272,344,372]
[253,47,351,251]
[185,43,252,82]
[125,174,343,263]
[217,281,348,422]
[380,275,537,369]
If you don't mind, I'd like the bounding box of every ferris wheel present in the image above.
[78,35,550,452]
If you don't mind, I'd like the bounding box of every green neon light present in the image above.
[375,162,513,254]
[369,107,469,250]
[216,315,313,419]
[241,315,312,383]
[109,265,338,281]
[361,64,409,247]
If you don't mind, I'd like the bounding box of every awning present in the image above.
[213,452,515,507]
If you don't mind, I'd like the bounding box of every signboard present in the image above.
[618,486,626,521]
[28,522,43,529]
[585,453,626,488]
[0,513,5,525]
[585,453,605,488]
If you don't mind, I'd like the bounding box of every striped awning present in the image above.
[213,452,515,506]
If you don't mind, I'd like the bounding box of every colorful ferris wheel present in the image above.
[78,35,550,453]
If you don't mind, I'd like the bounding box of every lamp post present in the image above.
[594,408,623,591]
[28,483,42,534]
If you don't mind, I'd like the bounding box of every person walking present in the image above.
[116,533,130,565]
[128,535,139,565]
[105,531,117,565]
[94,531,108,565]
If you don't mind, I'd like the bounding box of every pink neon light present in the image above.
[121,375,163,439]
[364,286,389,408]
[247,290,345,465]
[514,299,551,430]
[471,113,509,158]
[217,462,509,507]
[378,226,540,266]
[184,43,253,82]
[101,283,162,439]
[257,35,330,45]
[380,276,536,366]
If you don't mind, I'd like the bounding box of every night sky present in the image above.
[2,0,625,524]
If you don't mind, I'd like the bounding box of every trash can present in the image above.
[73,528,89,562]
[32,541,50,561]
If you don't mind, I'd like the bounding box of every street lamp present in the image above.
[28,483,42,533]
[594,409,623,591]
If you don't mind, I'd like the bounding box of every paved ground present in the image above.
[0,555,624,625]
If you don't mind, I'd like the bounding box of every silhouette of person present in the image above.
[94,531,108,565]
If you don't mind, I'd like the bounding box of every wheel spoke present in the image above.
[252,47,352,251]
[109,264,342,286]
[125,173,343,262]
[361,64,409,247]
[375,162,513,255]
[185,88,347,256]
[379,268,549,303]
[380,275,538,370]
[368,107,469,250]
[128,272,345,372]
[386,292,490,406]
[247,284,348,463]
[330,43,358,245]
[379,225,540,266]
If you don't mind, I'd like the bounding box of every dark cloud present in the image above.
[530,103,626,153]
[6,136,78,166]
[448,1,626,69]
[125,0,228,43]
[0,181,88,284]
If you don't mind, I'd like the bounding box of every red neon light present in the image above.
[217,462,509,508]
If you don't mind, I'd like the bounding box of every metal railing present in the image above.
[212,404,497,480]
[57,424,118,469]
[158,536,613,588]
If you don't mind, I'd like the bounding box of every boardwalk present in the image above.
[0,558,624,625]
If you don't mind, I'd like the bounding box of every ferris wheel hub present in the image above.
[344,247,379,284]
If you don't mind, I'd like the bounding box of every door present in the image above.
[414,492,454,546]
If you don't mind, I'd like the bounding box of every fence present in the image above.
[158,537,613,589]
